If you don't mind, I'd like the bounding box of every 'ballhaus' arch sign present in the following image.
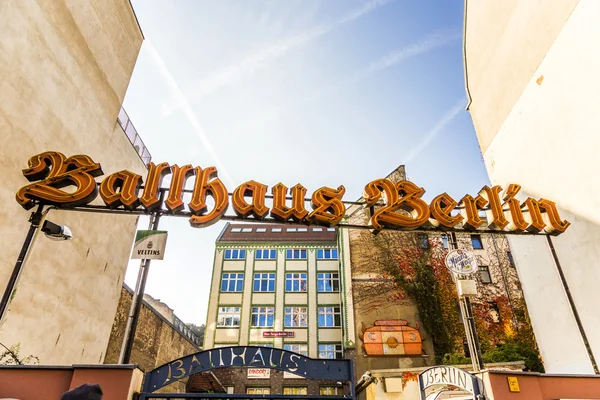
[15,151,570,235]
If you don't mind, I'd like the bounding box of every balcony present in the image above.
[117,107,151,165]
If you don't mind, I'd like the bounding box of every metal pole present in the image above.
[546,235,599,374]
[0,205,45,326]
[120,190,166,364]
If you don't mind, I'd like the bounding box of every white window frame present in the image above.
[224,249,246,260]
[221,273,244,292]
[253,273,275,292]
[286,249,307,260]
[285,273,307,292]
[285,307,308,327]
[251,307,274,327]
[317,249,338,260]
[317,273,340,292]
[318,306,342,327]
[283,344,308,356]
[217,307,241,327]
[479,266,492,283]
[318,344,343,359]
[255,249,277,260]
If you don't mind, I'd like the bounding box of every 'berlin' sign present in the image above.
[15,151,571,234]
[418,366,482,400]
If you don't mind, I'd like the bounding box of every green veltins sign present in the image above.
[131,230,168,260]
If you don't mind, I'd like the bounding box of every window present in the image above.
[283,387,307,395]
[507,251,515,267]
[231,227,242,233]
[255,343,273,348]
[320,387,343,395]
[256,228,267,232]
[284,344,308,356]
[247,388,270,395]
[255,249,277,260]
[441,234,449,249]
[317,273,340,292]
[242,227,252,232]
[317,249,338,260]
[471,235,483,250]
[286,249,307,259]
[285,307,308,327]
[251,307,274,327]
[489,302,500,323]
[327,227,336,232]
[285,273,307,292]
[217,307,240,327]
[286,227,297,232]
[312,227,323,232]
[417,233,429,249]
[297,227,308,232]
[253,273,275,292]
[224,249,246,260]
[272,227,282,232]
[479,266,492,283]
[318,307,341,327]
[318,344,343,359]
[221,273,244,292]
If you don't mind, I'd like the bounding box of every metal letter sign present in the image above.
[418,366,483,400]
[131,230,168,260]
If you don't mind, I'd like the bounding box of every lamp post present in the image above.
[0,205,72,326]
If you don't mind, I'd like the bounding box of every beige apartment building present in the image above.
[464,0,600,374]
[0,0,147,364]
[201,223,354,396]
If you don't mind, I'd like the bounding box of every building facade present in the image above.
[200,223,355,396]
[0,0,147,364]
[464,0,600,374]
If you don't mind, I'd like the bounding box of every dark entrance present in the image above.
[139,346,355,399]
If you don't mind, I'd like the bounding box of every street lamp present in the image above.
[0,205,72,325]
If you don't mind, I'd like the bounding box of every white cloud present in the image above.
[144,40,235,188]
[164,0,393,114]
[403,98,465,164]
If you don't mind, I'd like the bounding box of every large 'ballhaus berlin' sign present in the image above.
[15,151,571,234]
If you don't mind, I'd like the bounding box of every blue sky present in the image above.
[123,0,490,325]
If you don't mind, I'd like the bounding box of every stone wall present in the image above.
[0,0,145,364]
[104,285,201,393]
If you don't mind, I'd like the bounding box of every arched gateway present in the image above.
[140,346,355,399]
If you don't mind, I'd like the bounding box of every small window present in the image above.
[318,344,343,359]
[241,227,252,233]
[231,227,242,233]
[417,233,429,249]
[284,344,308,356]
[255,249,277,260]
[317,249,338,260]
[317,273,340,292]
[251,307,274,327]
[312,227,324,232]
[318,306,341,327]
[256,228,267,232]
[221,273,244,292]
[286,227,297,232]
[286,249,307,260]
[286,273,307,292]
[283,387,307,395]
[507,251,515,267]
[479,266,492,283]
[272,228,282,232]
[247,388,270,395]
[217,307,240,327]
[297,227,308,232]
[253,273,275,292]
[320,387,343,395]
[327,227,336,232]
[471,234,484,250]
[285,307,308,327]
[224,249,246,260]
[441,234,449,249]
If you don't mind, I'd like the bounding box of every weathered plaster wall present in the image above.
[465,0,600,373]
[0,0,145,364]
[104,286,201,393]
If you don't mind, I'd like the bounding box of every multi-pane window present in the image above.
[255,249,277,260]
[247,388,270,395]
[441,234,449,249]
[224,249,246,260]
[285,307,308,327]
[283,387,307,395]
[284,344,308,356]
[318,307,341,327]
[217,307,240,327]
[286,249,307,259]
[418,233,429,249]
[253,273,275,292]
[251,307,274,327]
[317,249,338,259]
[471,235,484,250]
[479,266,492,283]
[317,273,340,292]
[285,273,307,292]
[320,387,343,396]
[318,344,343,359]
[221,273,244,292]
